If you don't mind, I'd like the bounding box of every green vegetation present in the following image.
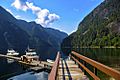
[61,0,120,50]
[61,1,120,79]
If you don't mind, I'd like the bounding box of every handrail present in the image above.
[71,51,120,80]
[48,52,60,80]
[71,55,100,80]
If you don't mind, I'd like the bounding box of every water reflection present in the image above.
[8,71,48,80]
[73,48,120,71]
[0,58,24,80]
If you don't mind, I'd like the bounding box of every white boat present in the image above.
[7,49,19,56]
[26,49,37,56]
[7,49,19,63]
[21,49,39,62]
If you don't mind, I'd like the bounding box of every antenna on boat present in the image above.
[25,45,30,52]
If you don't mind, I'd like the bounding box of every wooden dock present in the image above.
[0,54,53,71]
[49,51,120,80]
[1,51,120,80]
[48,52,89,80]
[0,54,21,60]
[58,59,88,80]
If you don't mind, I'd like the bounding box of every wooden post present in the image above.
[79,59,82,70]
[83,61,87,75]
[94,67,97,76]
[78,58,81,68]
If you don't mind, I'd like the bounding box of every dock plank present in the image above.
[57,59,89,80]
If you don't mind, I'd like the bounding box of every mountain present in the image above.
[0,6,68,60]
[0,21,29,53]
[61,0,120,53]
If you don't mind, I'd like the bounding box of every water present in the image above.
[8,71,48,80]
[73,48,120,69]
[0,58,48,80]
[0,58,25,80]
[72,48,120,79]
[1,48,120,80]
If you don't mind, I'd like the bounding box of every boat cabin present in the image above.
[21,49,39,63]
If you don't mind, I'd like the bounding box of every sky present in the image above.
[0,0,104,34]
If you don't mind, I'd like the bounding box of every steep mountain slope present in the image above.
[0,20,29,54]
[62,0,120,53]
[0,6,67,60]
[45,28,67,46]
[0,6,16,22]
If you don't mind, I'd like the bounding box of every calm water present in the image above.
[8,71,48,80]
[0,58,48,80]
[71,48,120,80]
[0,48,120,80]
[0,48,57,80]
[73,48,120,71]
[0,58,24,79]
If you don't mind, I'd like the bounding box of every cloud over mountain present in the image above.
[11,0,60,27]
[35,9,60,27]
[11,0,29,11]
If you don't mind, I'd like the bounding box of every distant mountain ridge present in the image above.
[0,6,68,60]
[61,0,120,53]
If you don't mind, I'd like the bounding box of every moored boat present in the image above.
[21,49,39,62]
[7,49,19,63]
[7,49,19,56]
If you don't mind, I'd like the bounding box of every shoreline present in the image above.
[72,46,120,48]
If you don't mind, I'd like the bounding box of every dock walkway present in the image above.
[58,59,89,80]
[49,51,120,80]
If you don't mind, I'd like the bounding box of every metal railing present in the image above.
[70,51,120,80]
[48,52,60,80]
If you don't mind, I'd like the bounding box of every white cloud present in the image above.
[11,0,60,27]
[34,8,60,27]
[27,2,60,27]
[11,0,29,11]
[26,2,41,13]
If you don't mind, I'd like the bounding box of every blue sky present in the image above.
[0,0,104,34]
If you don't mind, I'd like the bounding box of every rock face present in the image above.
[0,6,68,60]
[61,0,120,54]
